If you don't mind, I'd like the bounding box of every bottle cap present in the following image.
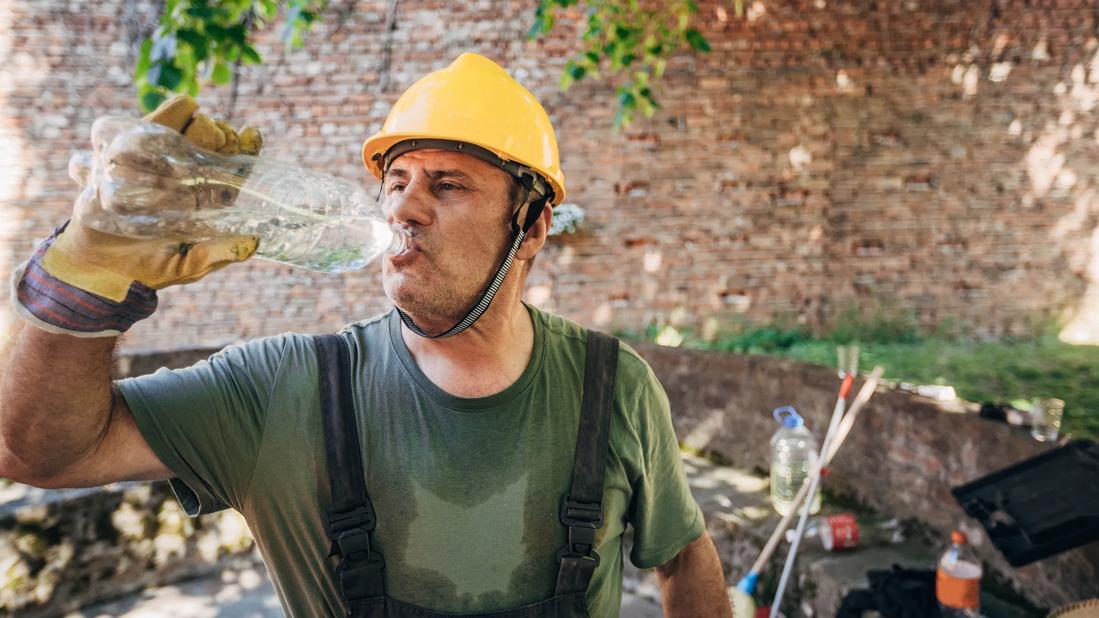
[773,405,804,428]
[951,530,967,545]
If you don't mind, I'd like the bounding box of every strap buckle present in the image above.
[327,505,376,537]
[560,496,603,527]
[327,505,379,562]
[557,496,603,565]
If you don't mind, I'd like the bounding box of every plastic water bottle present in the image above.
[936,530,982,617]
[783,513,905,550]
[68,116,409,273]
[769,406,821,516]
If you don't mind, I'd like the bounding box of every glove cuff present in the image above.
[11,228,159,337]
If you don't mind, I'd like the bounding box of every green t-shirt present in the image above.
[117,306,704,617]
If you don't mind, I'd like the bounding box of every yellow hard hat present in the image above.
[362,52,566,204]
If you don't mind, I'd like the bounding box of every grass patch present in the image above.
[621,316,1099,439]
[775,337,1099,439]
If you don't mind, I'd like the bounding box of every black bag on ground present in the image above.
[837,564,939,618]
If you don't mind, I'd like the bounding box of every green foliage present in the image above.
[133,0,717,124]
[622,312,1099,439]
[528,0,712,128]
[135,0,325,112]
[709,325,814,354]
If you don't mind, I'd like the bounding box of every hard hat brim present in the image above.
[362,132,565,204]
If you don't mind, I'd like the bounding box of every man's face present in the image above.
[381,149,516,326]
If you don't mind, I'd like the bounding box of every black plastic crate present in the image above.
[951,440,1099,567]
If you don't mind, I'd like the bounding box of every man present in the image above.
[0,53,731,616]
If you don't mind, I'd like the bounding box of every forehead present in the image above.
[387,148,507,183]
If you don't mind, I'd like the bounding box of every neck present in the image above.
[400,279,535,397]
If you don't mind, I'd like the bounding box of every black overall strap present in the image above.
[555,330,619,595]
[314,334,385,613]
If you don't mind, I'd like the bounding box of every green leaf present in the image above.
[177,29,208,61]
[211,61,232,84]
[151,61,183,90]
[226,23,248,45]
[653,58,667,78]
[528,4,554,39]
[568,63,586,81]
[685,29,711,52]
[613,106,632,130]
[134,38,153,77]
[242,44,262,64]
[185,4,214,20]
[141,89,167,113]
[258,0,280,18]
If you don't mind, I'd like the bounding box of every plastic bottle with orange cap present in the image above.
[936,530,983,617]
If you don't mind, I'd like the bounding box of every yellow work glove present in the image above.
[12,95,263,337]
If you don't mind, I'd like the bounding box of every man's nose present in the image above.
[384,177,433,227]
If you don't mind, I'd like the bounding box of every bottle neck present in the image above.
[389,226,411,254]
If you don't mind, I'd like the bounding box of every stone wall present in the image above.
[2,0,1099,352]
[634,341,1099,608]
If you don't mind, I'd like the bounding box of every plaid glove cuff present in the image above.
[11,224,158,337]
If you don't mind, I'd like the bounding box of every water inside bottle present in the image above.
[203,206,399,273]
[770,459,822,516]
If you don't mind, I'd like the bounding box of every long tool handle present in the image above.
[824,366,882,463]
[769,383,852,618]
[747,366,884,574]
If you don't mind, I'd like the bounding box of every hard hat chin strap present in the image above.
[396,221,529,339]
[386,141,553,339]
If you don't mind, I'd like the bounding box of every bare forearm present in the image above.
[0,324,118,483]
[657,532,732,618]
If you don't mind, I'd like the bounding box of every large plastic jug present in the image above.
[770,406,821,516]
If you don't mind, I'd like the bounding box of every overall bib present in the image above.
[312,331,620,618]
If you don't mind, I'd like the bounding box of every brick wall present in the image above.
[2,0,1098,352]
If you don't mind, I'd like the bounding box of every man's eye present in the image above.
[387,183,405,193]
[438,182,462,192]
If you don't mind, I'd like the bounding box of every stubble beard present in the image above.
[384,227,515,328]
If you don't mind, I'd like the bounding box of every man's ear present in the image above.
[517,202,552,261]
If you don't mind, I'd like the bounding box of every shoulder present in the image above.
[203,332,307,371]
[224,311,394,381]
[533,306,659,393]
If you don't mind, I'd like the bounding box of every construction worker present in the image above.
[0,53,731,617]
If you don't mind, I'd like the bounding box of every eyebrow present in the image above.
[386,168,476,182]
